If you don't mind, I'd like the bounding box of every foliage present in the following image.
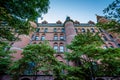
[65,32,120,79]
[0,42,12,75]
[0,0,50,77]
[97,0,120,33]
[65,32,103,80]
[103,0,120,22]
[96,48,120,76]
[0,0,50,41]
[9,41,65,80]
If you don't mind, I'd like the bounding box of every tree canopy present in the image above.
[97,0,120,33]
[65,32,120,80]
[0,0,50,41]
[9,41,65,80]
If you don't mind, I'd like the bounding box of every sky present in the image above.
[38,0,114,23]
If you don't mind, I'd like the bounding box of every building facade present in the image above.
[6,16,120,80]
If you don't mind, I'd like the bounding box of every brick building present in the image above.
[7,16,120,80]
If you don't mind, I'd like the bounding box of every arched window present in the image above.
[108,43,114,48]
[59,43,64,52]
[53,42,58,52]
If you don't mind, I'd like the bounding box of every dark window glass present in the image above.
[91,28,95,32]
[44,28,48,32]
[103,36,108,41]
[36,28,40,32]
[109,34,113,39]
[54,28,57,32]
[82,28,85,32]
[61,28,64,32]
[118,44,120,47]
[75,28,78,32]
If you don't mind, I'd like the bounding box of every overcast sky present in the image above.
[38,0,114,23]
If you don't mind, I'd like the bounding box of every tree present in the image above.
[0,0,50,77]
[96,0,120,33]
[103,0,120,22]
[0,0,50,41]
[64,32,103,80]
[96,48,120,76]
[9,41,65,80]
[64,32,120,80]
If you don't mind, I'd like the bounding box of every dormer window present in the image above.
[56,20,62,24]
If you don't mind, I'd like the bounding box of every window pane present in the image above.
[60,36,64,40]
[54,46,58,52]
[60,46,64,52]
[54,36,58,40]
[35,36,39,40]
[44,28,48,32]
[36,28,40,32]
[54,28,57,32]
[61,28,64,32]
[41,36,45,40]
[82,28,85,32]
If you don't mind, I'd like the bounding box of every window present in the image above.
[59,43,64,52]
[118,44,120,47]
[103,46,107,49]
[109,43,114,48]
[35,36,39,40]
[36,28,40,32]
[109,34,113,39]
[60,46,64,52]
[103,36,108,41]
[91,28,95,32]
[75,28,78,32]
[54,46,58,52]
[41,36,45,40]
[54,34,58,40]
[82,28,85,32]
[61,28,64,32]
[44,28,48,32]
[54,28,57,32]
[60,34,64,40]
[99,28,103,32]
[53,42,58,52]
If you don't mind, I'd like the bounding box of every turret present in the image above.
[64,16,76,45]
